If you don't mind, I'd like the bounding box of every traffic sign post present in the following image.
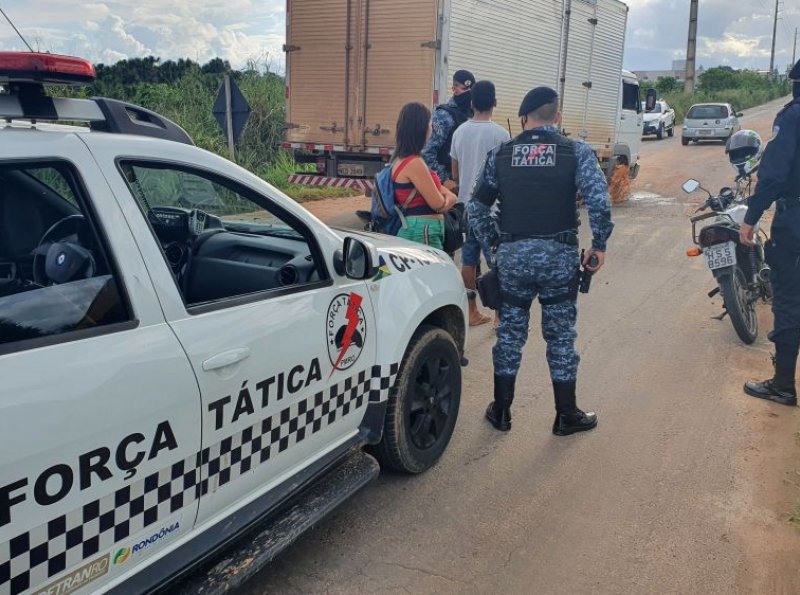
[213,74,251,162]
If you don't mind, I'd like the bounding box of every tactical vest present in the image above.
[494,130,579,236]
[777,99,800,200]
[771,100,800,251]
[435,103,470,174]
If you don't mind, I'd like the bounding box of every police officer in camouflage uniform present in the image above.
[468,87,614,435]
[740,60,800,407]
[422,69,475,191]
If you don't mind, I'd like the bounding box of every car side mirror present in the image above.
[645,88,658,112]
[736,112,744,118]
[341,237,375,279]
[682,179,700,194]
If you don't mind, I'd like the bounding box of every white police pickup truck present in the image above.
[0,53,467,595]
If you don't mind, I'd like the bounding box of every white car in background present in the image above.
[682,103,743,145]
[641,99,676,140]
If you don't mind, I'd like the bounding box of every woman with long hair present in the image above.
[391,102,458,249]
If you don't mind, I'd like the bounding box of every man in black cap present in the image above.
[422,69,476,190]
[739,61,800,407]
[468,86,614,435]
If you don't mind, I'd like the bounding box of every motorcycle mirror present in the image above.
[682,179,700,194]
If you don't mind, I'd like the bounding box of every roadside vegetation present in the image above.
[641,67,791,124]
[61,57,353,201]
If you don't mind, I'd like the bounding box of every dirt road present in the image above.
[238,97,800,594]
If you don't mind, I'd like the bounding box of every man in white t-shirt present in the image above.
[450,80,511,326]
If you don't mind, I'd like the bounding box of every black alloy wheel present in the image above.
[369,325,462,473]
[407,353,456,450]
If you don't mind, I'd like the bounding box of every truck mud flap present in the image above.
[176,450,380,594]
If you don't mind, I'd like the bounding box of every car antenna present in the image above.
[0,7,34,52]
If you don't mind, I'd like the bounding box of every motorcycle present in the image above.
[683,176,772,344]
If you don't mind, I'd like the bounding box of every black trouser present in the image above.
[768,207,800,344]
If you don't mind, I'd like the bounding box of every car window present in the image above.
[687,105,728,119]
[623,82,640,112]
[0,163,130,350]
[120,162,329,309]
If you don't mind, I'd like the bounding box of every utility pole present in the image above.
[684,0,699,94]
[793,27,797,67]
[769,0,779,79]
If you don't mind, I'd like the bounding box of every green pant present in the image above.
[397,217,445,250]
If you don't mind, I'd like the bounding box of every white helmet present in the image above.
[726,129,763,177]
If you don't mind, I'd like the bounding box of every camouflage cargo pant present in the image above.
[493,239,580,382]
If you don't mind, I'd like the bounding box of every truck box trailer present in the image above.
[282,0,643,192]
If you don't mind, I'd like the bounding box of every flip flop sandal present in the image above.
[469,313,492,327]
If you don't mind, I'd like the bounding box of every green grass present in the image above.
[252,149,361,201]
[58,61,363,202]
[281,186,360,201]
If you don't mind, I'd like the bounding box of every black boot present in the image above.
[486,375,515,432]
[744,339,798,406]
[744,379,797,406]
[552,381,597,436]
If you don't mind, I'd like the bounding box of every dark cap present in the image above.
[518,86,559,116]
[453,69,476,89]
[790,59,800,80]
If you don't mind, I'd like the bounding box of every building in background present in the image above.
[633,60,704,85]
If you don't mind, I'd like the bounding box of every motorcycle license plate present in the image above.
[704,241,737,270]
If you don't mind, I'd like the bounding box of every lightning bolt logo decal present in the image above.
[326,293,366,377]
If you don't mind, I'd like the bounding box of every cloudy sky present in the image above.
[0,0,797,73]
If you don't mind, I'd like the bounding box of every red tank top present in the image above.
[392,155,442,214]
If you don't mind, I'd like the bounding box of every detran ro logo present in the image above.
[113,547,131,565]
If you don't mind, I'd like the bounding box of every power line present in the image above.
[0,6,33,52]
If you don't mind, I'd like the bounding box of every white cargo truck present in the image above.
[282,0,643,192]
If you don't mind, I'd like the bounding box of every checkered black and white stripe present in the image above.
[1,363,399,595]
[0,453,199,595]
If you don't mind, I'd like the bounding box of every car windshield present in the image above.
[642,102,661,113]
[687,105,728,119]
[122,164,298,235]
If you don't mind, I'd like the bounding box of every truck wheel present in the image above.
[656,124,664,140]
[668,125,675,137]
[370,325,461,474]
[681,137,689,146]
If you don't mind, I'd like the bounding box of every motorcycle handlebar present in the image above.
[695,199,712,213]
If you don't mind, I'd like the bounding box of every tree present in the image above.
[201,58,231,75]
[655,76,680,95]
[699,66,738,92]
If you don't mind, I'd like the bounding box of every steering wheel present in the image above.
[180,228,224,298]
[33,215,95,286]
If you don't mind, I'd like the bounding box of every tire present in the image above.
[656,124,664,140]
[667,124,675,137]
[718,266,758,344]
[370,325,462,473]
[681,137,689,146]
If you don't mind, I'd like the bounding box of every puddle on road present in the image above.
[629,191,677,206]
